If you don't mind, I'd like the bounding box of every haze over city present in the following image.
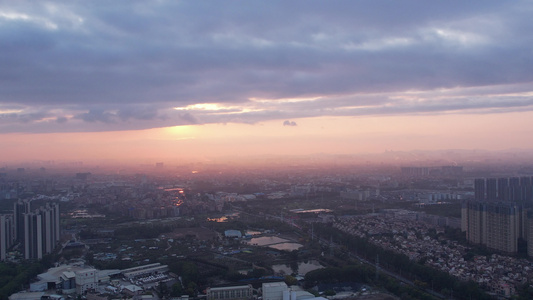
[2,1,533,165]
[7,2,533,299]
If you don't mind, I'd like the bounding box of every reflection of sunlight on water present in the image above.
[207,216,228,222]
[246,236,303,251]
[246,236,288,246]
[159,187,185,206]
[272,260,323,275]
[207,212,240,222]
[269,243,302,251]
[163,187,184,192]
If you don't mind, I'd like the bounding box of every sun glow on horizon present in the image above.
[2,111,533,163]
[162,125,196,140]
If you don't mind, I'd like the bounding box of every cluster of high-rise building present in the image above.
[463,176,533,255]
[474,176,533,203]
[0,200,60,260]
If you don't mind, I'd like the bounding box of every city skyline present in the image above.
[2,1,533,163]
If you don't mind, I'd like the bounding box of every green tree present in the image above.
[284,275,298,286]
[186,282,197,296]
[171,282,183,297]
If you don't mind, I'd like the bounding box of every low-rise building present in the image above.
[123,285,143,296]
[206,285,253,300]
[262,282,288,300]
[75,269,98,294]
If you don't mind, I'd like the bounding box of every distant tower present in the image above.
[474,179,485,201]
[464,201,520,253]
[483,202,519,253]
[486,178,497,201]
[526,211,533,257]
[14,200,31,243]
[498,178,509,201]
[520,177,532,203]
[509,177,521,202]
[24,212,43,260]
[0,215,14,261]
[40,203,60,254]
[465,201,484,244]
[18,202,60,260]
[467,177,533,256]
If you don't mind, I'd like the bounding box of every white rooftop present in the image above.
[263,282,288,288]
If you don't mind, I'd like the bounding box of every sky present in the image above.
[1,1,533,164]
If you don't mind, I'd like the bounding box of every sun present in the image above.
[162,125,196,139]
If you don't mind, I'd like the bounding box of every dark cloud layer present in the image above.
[1,1,532,133]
